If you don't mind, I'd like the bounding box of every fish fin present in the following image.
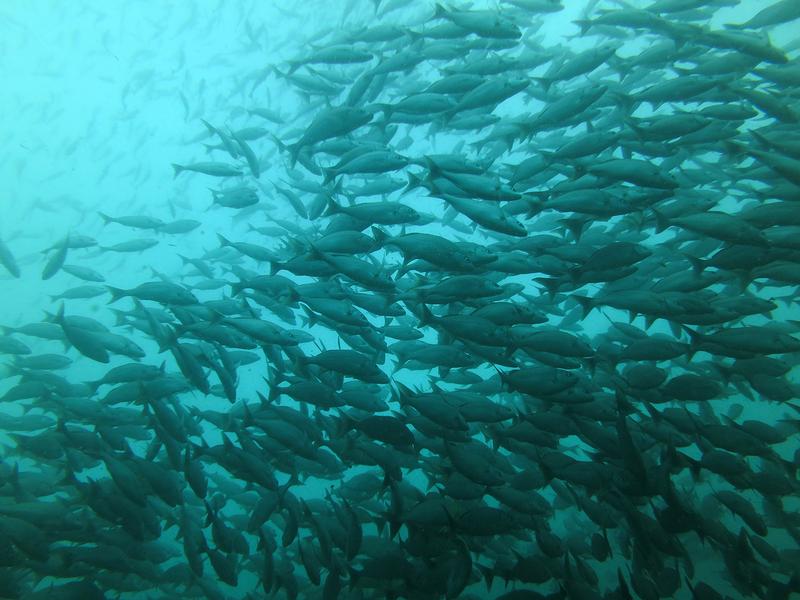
[300,305,318,329]
[478,564,495,591]
[535,277,562,301]
[106,286,126,303]
[416,303,434,328]
[652,208,669,234]
[560,216,587,242]
[402,171,424,196]
[286,60,302,75]
[572,18,592,36]
[323,197,342,218]
[433,3,448,19]
[171,163,184,178]
[321,167,337,186]
[288,142,301,169]
[532,76,552,92]
[685,254,706,275]
[370,226,390,247]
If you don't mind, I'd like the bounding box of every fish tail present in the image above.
[370,226,389,247]
[322,197,341,218]
[106,286,127,303]
[402,171,423,196]
[687,455,702,482]
[321,167,337,185]
[171,163,184,178]
[532,77,552,92]
[573,19,592,36]
[535,276,562,300]
[288,142,301,168]
[286,60,301,75]
[417,303,434,328]
[608,90,633,114]
[572,294,594,320]
[300,305,318,329]
[269,261,282,276]
[266,384,281,405]
[652,208,669,234]
[562,217,587,243]
[525,196,545,219]
[681,325,702,352]
[684,254,706,275]
[405,28,422,42]
[268,133,288,154]
[375,103,392,119]
[200,118,216,134]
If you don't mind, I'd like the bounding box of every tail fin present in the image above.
[534,277,562,300]
[171,164,184,178]
[402,171,424,196]
[572,295,595,320]
[685,254,706,275]
[417,304,435,328]
[269,133,288,153]
[286,60,302,75]
[322,167,337,186]
[573,19,592,36]
[652,208,669,234]
[288,142,302,169]
[681,325,703,358]
[533,76,553,92]
[322,198,343,218]
[371,226,390,247]
[106,286,127,303]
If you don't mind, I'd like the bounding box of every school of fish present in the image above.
[1,0,800,598]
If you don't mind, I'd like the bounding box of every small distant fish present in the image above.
[171,161,243,178]
[0,237,20,278]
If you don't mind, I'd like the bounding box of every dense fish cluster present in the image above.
[2,0,800,598]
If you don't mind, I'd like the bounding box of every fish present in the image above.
[0,237,20,278]
[171,161,243,178]
[2,1,800,599]
[98,213,166,229]
[210,185,260,209]
[41,237,68,280]
[283,106,373,166]
[724,0,800,30]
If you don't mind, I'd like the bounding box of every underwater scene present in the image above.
[1,0,800,598]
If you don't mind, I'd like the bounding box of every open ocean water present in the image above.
[1,0,799,598]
